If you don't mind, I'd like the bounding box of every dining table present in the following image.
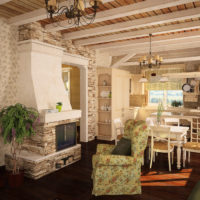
[146,117,189,169]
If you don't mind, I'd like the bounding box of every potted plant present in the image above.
[171,100,182,107]
[157,101,164,125]
[0,103,39,187]
[56,102,63,112]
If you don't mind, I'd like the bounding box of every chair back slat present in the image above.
[150,126,171,145]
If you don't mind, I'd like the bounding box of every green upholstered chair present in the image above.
[92,120,148,196]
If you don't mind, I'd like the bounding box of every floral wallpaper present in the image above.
[0,18,19,166]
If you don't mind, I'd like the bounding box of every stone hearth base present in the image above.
[5,144,81,180]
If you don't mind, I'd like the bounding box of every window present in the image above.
[149,90,183,106]
[149,90,164,104]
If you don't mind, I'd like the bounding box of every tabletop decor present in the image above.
[157,102,164,125]
[56,102,63,112]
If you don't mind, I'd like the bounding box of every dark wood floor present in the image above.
[0,140,200,200]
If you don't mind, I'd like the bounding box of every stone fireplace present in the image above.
[56,122,77,151]
[5,40,83,179]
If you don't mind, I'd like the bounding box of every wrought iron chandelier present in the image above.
[139,33,163,69]
[45,0,102,27]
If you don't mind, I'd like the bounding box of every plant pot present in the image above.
[0,166,6,188]
[0,174,5,188]
[56,105,62,112]
[7,170,24,188]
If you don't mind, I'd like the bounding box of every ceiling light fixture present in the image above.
[139,75,148,83]
[45,0,102,27]
[159,76,169,82]
[139,33,163,69]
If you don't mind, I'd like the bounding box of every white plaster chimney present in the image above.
[16,40,72,112]
[16,40,82,124]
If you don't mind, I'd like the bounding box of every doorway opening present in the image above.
[62,65,81,141]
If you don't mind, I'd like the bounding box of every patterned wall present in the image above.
[0,18,19,166]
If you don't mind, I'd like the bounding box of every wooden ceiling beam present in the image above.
[46,0,197,32]
[63,6,200,40]
[0,0,11,5]
[121,56,200,66]
[8,0,112,26]
[75,21,200,46]
[111,53,136,68]
[109,41,200,56]
[131,50,200,61]
[93,30,200,50]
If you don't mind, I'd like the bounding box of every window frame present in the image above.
[148,90,183,107]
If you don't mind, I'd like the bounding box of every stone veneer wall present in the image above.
[18,22,97,141]
[0,18,19,166]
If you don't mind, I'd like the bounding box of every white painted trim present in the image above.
[40,110,81,123]
[8,0,113,26]
[18,39,64,57]
[63,52,89,66]
[75,21,200,46]
[63,7,200,40]
[62,53,89,142]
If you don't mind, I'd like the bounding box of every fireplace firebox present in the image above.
[56,122,77,151]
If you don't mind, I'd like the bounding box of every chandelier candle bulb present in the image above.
[89,0,102,7]
[149,58,153,63]
[48,0,57,7]
[77,0,85,11]
[155,55,160,60]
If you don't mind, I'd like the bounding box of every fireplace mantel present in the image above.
[40,110,81,123]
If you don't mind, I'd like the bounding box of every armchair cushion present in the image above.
[112,137,131,156]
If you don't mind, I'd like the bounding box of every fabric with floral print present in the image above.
[92,120,148,196]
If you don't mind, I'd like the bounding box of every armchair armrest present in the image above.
[95,154,134,166]
[96,144,115,155]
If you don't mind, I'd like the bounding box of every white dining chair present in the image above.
[113,118,124,145]
[183,131,200,167]
[164,118,180,126]
[150,126,174,171]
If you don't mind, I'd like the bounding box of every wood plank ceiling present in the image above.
[1,0,200,67]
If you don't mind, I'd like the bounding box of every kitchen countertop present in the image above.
[151,111,199,119]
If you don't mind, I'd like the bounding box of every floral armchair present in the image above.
[92,120,148,196]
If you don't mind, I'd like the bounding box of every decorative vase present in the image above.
[56,105,62,112]
[103,80,107,86]
[109,91,112,98]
